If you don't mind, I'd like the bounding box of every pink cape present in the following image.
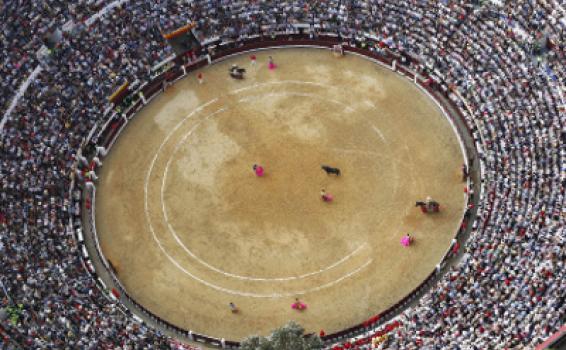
[255,166,264,177]
[292,302,307,310]
[401,236,411,247]
[268,62,276,70]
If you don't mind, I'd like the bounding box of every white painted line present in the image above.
[237,91,354,112]
[142,82,373,296]
[227,80,340,96]
[158,90,366,281]
[372,124,387,143]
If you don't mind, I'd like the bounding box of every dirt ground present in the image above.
[96,48,466,341]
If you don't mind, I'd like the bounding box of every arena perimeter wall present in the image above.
[76,34,485,349]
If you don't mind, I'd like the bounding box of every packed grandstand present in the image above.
[0,0,564,349]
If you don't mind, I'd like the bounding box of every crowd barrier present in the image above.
[536,325,566,350]
[79,34,483,348]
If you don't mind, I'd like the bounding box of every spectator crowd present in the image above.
[0,0,563,349]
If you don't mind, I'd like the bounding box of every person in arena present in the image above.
[400,233,412,247]
[462,163,469,181]
[291,298,307,310]
[320,189,333,202]
[253,164,264,177]
[229,302,239,313]
[268,56,276,70]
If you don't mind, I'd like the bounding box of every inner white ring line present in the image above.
[371,124,387,143]
[160,93,367,281]
[228,80,339,95]
[237,92,355,112]
[144,82,372,296]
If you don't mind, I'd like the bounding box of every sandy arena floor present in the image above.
[96,48,466,340]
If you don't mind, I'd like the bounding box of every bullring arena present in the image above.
[1,1,564,350]
[95,48,466,341]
